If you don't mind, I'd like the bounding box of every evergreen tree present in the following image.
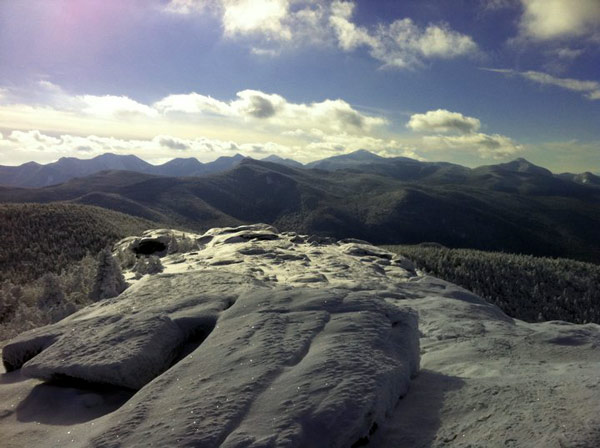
[133,255,164,276]
[90,248,128,301]
[0,281,18,322]
[38,273,65,309]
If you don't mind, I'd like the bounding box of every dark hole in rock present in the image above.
[369,422,379,435]
[169,317,218,367]
[351,421,378,448]
[134,240,167,256]
[223,297,236,311]
[351,435,369,448]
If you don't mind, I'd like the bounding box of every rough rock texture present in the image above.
[1,224,599,448]
[2,225,419,448]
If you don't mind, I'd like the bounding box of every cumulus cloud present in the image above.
[77,95,159,118]
[0,128,416,166]
[1,130,252,163]
[3,79,386,138]
[153,93,232,115]
[483,68,600,101]
[221,0,291,39]
[6,130,62,148]
[233,90,281,118]
[165,0,330,46]
[407,109,522,159]
[156,136,191,151]
[423,133,522,159]
[155,89,386,133]
[328,1,376,51]
[329,1,479,68]
[518,0,600,41]
[0,82,404,165]
[163,0,478,69]
[407,109,481,134]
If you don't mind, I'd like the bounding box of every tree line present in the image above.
[385,244,600,324]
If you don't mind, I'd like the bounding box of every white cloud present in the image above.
[1,130,253,163]
[163,0,478,69]
[523,140,600,173]
[77,95,159,118]
[480,0,517,11]
[250,47,280,57]
[555,47,584,60]
[407,109,481,134]
[163,0,212,15]
[0,82,399,165]
[8,130,62,147]
[483,68,600,101]
[222,0,291,39]
[153,93,232,115]
[328,1,376,51]
[37,80,64,94]
[329,1,479,68]
[0,128,416,166]
[164,0,330,46]
[423,133,522,159]
[155,89,386,133]
[408,109,521,159]
[518,0,600,41]
[283,126,421,159]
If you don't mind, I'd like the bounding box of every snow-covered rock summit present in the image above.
[2,225,421,447]
[2,224,600,447]
[113,224,417,288]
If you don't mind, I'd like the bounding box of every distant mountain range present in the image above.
[3,149,598,189]
[0,153,246,188]
[1,150,600,263]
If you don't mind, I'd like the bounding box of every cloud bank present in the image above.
[407,109,522,159]
[154,89,386,133]
[0,82,418,165]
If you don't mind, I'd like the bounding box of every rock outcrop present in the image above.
[1,225,599,448]
[2,225,420,447]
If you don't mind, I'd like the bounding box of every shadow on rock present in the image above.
[0,369,30,385]
[16,381,133,425]
[369,370,465,447]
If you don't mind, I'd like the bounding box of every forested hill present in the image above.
[0,203,156,284]
[386,244,600,325]
[1,158,600,263]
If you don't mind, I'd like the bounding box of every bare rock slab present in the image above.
[2,225,420,447]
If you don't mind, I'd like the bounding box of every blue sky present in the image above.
[0,0,598,172]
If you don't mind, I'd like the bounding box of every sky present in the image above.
[0,0,599,172]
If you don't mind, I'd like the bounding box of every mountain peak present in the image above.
[261,155,304,168]
[345,149,383,160]
[498,158,552,176]
[305,149,386,170]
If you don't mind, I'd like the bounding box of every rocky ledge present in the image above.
[1,225,599,448]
